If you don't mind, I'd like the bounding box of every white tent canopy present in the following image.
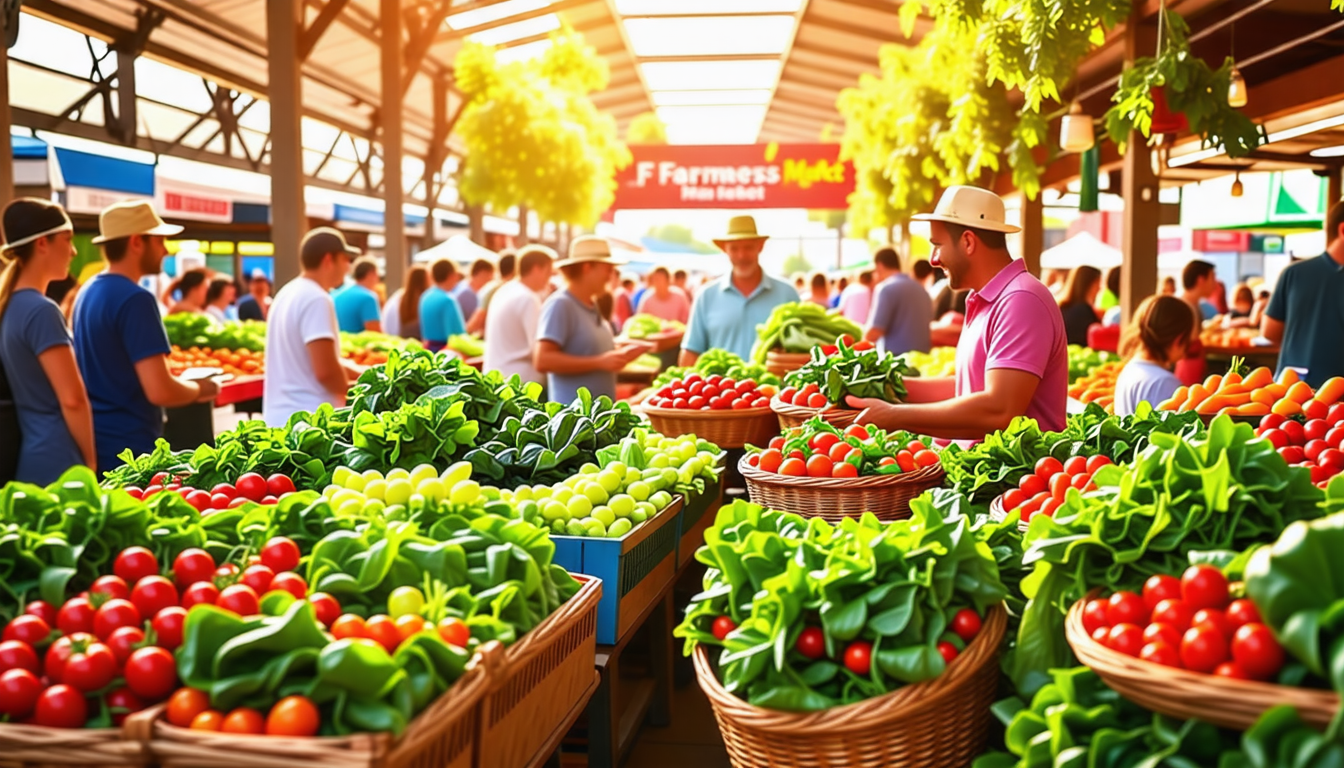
[1039,231,1123,270]
[413,235,497,265]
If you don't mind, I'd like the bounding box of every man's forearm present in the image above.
[862,392,1025,440]
[904,376,957,403]
[678,349,701,368]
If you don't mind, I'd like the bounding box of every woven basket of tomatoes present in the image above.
[739,419,945,522]
[1065,565,1339,731]
[641,374,779,449]
[990,455,1116,533]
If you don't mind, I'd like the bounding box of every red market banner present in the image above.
[612,143,854,210]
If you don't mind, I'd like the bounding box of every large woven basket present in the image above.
[127,650,491,768]
[694,603,1006,768]
[769,397,860,431]
[0,720,149,768]
[642,404,778,449]
[765,350,811,379]
[1065,591,1339,730]
[738,454,945,522]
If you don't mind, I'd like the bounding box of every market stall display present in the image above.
[1159,366,1343,418]
[750,302,862,377]
[652,350,781,391]
[1067,345,1121,384]
[641,373,778,448]
[1066,361,1122,411]
[771,340,911,430]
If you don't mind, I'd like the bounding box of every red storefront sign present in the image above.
[1192,230,1250,252]
[612,144,854,209]
[162,191,231,220]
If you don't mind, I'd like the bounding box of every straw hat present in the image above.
[713,215,768,245]
[92,200,183,244]
[555,235,627,268]
[911,186,1021,234]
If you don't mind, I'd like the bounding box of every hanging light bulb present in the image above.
[1231,171,1244,197]
[1228,66,1248,108]
[1060,102,1095,153]
[1150,141,1170,178]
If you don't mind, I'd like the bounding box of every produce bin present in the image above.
[550,497,683,644]
[126,651,490,768]
[0,720,150,768]
[739,454,944,523]
[678,476,724,569]
[641,404,777,450]
[765,350,810,379]
[478,575,602,768]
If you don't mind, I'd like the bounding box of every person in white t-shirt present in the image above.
[483,245,555,386]
[263,228,364,425]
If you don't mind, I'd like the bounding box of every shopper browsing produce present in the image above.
[1113,295,1190,416]
[236,269,270,321]
[380,263,428,339]
[163,268,210,316]
[636,266,691,325]
[484,244,555,386]
[262,228,363,426]
[453,257,493,323]
[332,256,383,334]
[535,236,648,402]
[1175,259,1216,385]
[863,245,933,356]
[681,215,796,364]
[0,198,96,484]
[845,186,1068,441]
[203,277,235,324]
[1261,199,1344,389]
[73,201,218,472]
[1057,265,1102,347]
[419,258,467,352]
[468,249,514,335]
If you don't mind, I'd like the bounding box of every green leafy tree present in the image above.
[782,253,813,277]
[626,112,668,145]
[454,28,631,228]
[645,223,716,254]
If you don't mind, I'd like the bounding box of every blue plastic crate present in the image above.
[677,475,724,569]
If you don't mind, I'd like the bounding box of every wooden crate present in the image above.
[677,477,724,569]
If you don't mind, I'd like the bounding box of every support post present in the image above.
[516,205,530,247]
[0,28,13,209]
[114,42,137,144]
[1020,193,1043,277]
[467,202,484,245]
[267,0,305,288]
[421,77,447,250]
[1328,166,1342,209]
[380,0,406,292]
[1120,9,1159,328]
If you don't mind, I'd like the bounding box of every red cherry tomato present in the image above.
[795,627,825,660]
[1049,472,1071,500]
[1106,591,1147,627]
[3,614,51,646]
[0,640,39,674]
[241,564,276,594]
[843,641,873,675]
[364,616,402,654]
[307,593,341,627]
[0,668,41,718]
[1035,457,1063,478]
[235,473,268,502]
[1062,456,1088,476]
[435,617,470,648]
[1140,641,1181,668]
[260,537,301,573]
[24,601,57,627]
[106,626,145,665]
[1192,608,1233,639]
[1180,625,1228,673]
[1231,623,1284,681]
[1106,624,1145,657]
[805,454,834,478]
[56,596,96,635]
[114,547,159,584]
[1081,599,1110,634]
[1225,599,1262,630]
[267,474,297,497]
[62,641,117,693]
[1018,474,1047,496]
[711,615,737,641]
[1150,598,1195,632]
[1181,565,1230,611]
[215,584,260,616]
[269,572,308,599]
[1214,662,1251,680]
[105,686,146,726]
[1142,622,1183,650]
[173,548,217,587]
[90,575,130,601]
[151,606,187,651]
[93,599,142,641]
[1143,575,1183,611]
[1085,454,1112,474]
[33,683,87,728]
[181,582,220,609]
[950,609,982,643]
[124,646,178,701]
[937,641,959,664]
[131,576,179,619]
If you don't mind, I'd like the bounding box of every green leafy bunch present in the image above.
[1104,11,1266,157]
[752,302,863,363]
[1067,344,1120,383]
[783,341,914,404]
[164,315,268,352]
[674,497,1006,712]
[1008,416,1330,695]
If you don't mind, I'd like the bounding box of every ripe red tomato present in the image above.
[269,572,308,599]
[185,490,213,512]
[267,474,298,497]
[937,641,959,664]
[62,641,117,693]
[1035,456,1063,478]
[152,607,187,651]
[90,575,130,601]
[1260,412,1287,430]
[125,646,178,701]
[1306,439,1330,463]
[711,615,737,641]
[1180,625,1228,673]
[56,596,96,635]
[1019,474,1047,496]
[779,457,807,477]
[131,576,179,619]
[106,686,146,726]
[1305,419,1330,442]
[1181,565,1230,611]
[1320,448,1344,471]
[1091,626,1110,645]
[1140,641,1181,668]
[93,599,142,641]
[1305,400,1329,422]
[33,683,87,728]
[24,600,57,627]
[1225,599,1262,630]
[215,584,260,616]
[1279,445,1307,465]
[806,392,828,408]
[265,695,320,737]
[3,614,51,646]
[1048,473,1072,501]
[951,609,982,643]
[844,424,868,440]
[240,564,276,594]
[1063,456,1088,476]
[1142,575,1183,611]
[1105,624,1145,657]
[1106,591,1147,627]
[221,707,265,734]
[44,633,88,682]
[914,450,941,468]
[235,473,268,502]
[828,441,855,463]
[1326,428,1344,450]
[1142,622,1182,650]
[1214,662,1251,680]
[260,537,301,573]
[779,387,798,405]
[1085,455,1112,474]
[1281,420,1306,445]
[106,626,145,665]
[805,454,834,478]
[1192,608,1233,639]
[1231,623,1284,681]
[393,614,426,640]
[114,547,159,584]
[0,640,38,674]
[831,462,859,478]
[1070,472,1095,490]
[1151,598,1194,632]
[809,431,840,454]
[1001,488,1027,512]
[1261,429,1289,450]
[0,668,41,718]
[1081,599,1110,634]
[435,617,470,648]
[332,614,371,641]
[173,548,217,587]
[308,593,341,627]
[896,451,917,473]
[181,582,220,609]
[843,640,873,675]
[365,616,402,653]
[795,627,825,659]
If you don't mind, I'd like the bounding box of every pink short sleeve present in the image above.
[983,289,1058,378]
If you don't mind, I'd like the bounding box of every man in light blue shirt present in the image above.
[864,246,932,356]
[681,215,795,364]
[419,259,466,352]
[332,257,382,333]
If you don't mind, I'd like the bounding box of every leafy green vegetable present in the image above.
[783,342,913,404]
[1218,706,1344,768]
[164,315,266,352]
[1067,344,1119,384]
[751,302,863,363]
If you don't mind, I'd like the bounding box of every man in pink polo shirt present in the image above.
[847,186,1067,442]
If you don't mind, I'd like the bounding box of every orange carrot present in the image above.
[1315,377,1344,406]
[1233,402,1271,416]
[1286,381,1315,405]
[1183,384,1211,413]
[1241,367,1273,390]
[1279,368,1301,387]
[1272,399,1303,417]
[1160,386,1189,412]
[1203,374,1224,392]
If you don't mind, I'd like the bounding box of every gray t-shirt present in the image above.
[0,289,83,484]
[869,274,933,356]
[538,288,615,403]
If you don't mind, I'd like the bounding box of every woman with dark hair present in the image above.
[382,264,429,339]
[0,198,96,484]
[1057,265,1102,346]
[1114,295,1191,415]
[204,276,236,323]
[165,268,210,315]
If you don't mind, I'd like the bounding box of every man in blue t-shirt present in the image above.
[864,246,932,356]
[333,257,382,333]
[73,201,220,472]
[419,258,466,352]
[1263,200,1344,389]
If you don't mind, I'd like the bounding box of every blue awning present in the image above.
[54,147,154,195]
[333,203,426,228]
[12,136,47,160]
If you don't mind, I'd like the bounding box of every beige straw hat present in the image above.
[92,200,184,244]
[911,186,1021,234]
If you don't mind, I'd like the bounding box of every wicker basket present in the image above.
[478,575,601,768]
[738,454,945,523]
[765,350,811,379]
[769,397,860,431]
[1065,591,1339,730]
[0,720,150,768]
[126,650,491,768]
[642,404,779,449]
[694,604,1006,768]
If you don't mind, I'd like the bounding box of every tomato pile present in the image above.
[644,373,775,411]
[999,454,1113,523]
[1254,408,1344,489]
[168,346,264,378]
[746,420,940,478]
[164,688,322,736]
[0,538,332,728]
[1081,565,1284,680]
[123,472,297,513]
[776,381,832,410]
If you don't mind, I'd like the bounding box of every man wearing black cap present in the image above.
[263,227,364,426]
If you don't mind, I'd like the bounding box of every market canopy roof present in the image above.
[1040,232,1123,271]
